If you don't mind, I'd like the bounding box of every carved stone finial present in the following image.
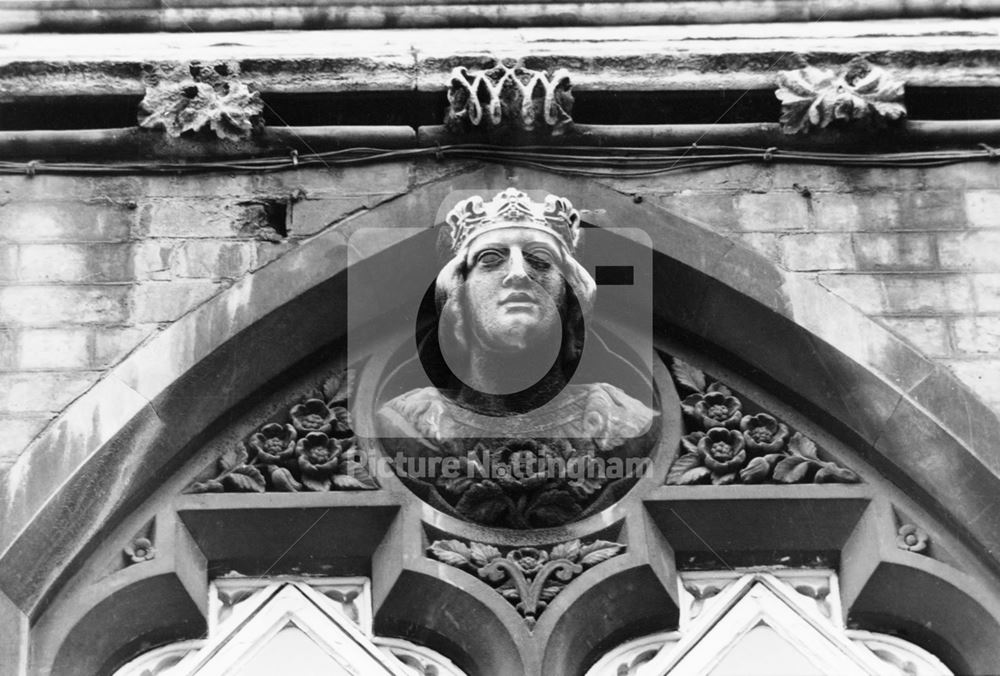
[428,538,624,628]
[446,61,574,136]
[896,524,929,553]
[138,61,264,141]
[775,58,906,135]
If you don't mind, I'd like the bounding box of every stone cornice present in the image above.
[3,21,1000,99]
[4,0,1000,32]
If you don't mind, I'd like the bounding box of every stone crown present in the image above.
[444,188,582,255]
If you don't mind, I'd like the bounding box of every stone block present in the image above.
[18,328,90,370]
[779,233,854,270]
[655,192,736,233]
[173,241,257,279]
[130,281,224,323]
[0,286,129,326]
[736,192,809,231]
[733,232,780,261]
[138,200,250,238]
[0,372,98,414]
[0,416,51,460]
[16,243,133,283]
[819,274,974,314]
[132,241,175,281]
[965,191,1000,229]
[288,164,412,198]
[879,317,951,357]
[0,175,145,202]
[938,231,1000,271]
[972,274,1000,312]
[897,191,966,231]
[811,193,861,231]
[0,202,135,243]
[953,316,1000,354]
[942,359,1000,411]
[853,233,934,270]
[91,325,156,368]
[0,331,13,370]
[290,197,385,237]
[927,164,1000,190]
[0,247,16,282]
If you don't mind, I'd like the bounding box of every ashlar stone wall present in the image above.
[0,159,997,473]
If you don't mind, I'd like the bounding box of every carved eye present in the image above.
[475,250,505,267]
[525,249,554,269]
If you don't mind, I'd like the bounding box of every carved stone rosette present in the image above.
[428,538,624,628]
[775,58,906,134]
[138,61,264,141]
[446,62,574,137]
[666,358,860,486]
[186,368,378,493]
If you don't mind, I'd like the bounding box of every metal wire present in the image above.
[0,144,996,177]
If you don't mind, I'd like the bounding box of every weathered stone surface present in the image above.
[854,233,935,270]
[0,286,130,326]
[15,243,133,283]
[0,203,135,243]
[818,273,974,314]
[130,281,225,323]
[965,190,1000,227]
[17,329,90,370]
[938,231,1000,271]
[880,317,952,357]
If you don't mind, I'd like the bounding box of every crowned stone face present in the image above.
[456,226,566,392]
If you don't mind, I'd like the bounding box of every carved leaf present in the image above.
[429,540,474,568]
[322,368,355,405]
[739,456,772,483]
[579,541,625,567]
[666,453,711,485]
[469,541,503,567]
[712,472,738,486]
[268,467,301,492]
[301,474,332,492]
[337,459,378,490]
[189,479,224,493]
[671,358,707,394]
[787,432,820,460]
[223,465,266,492]
[815,463,860,484]
[772,455,816,484]
[549,540,581,563]
[218,444,249,474]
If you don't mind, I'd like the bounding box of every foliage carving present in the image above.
[428,538,624,628]
[139,61,264,141]
[666,358,860,486]
[776,58,906,134]
[188,367,378,494]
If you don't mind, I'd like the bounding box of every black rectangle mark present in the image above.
[595,265,634,285]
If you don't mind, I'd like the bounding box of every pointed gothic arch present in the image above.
[2,163,1000,675]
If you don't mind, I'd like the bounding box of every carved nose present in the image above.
[503,250,530,285]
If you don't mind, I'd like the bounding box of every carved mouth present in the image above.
[500,292,537,305]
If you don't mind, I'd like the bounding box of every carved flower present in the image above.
[740,413,790,456]
[125,537,156,564]
[896,524,929,553]
[249,423,297,465]
[507,547,549,575]
[296,432,343,491]
[490,439,561,492]
[686,391,743,430]
[697,427,747,479]
[290,399,335,435]
[329,405,354,438]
